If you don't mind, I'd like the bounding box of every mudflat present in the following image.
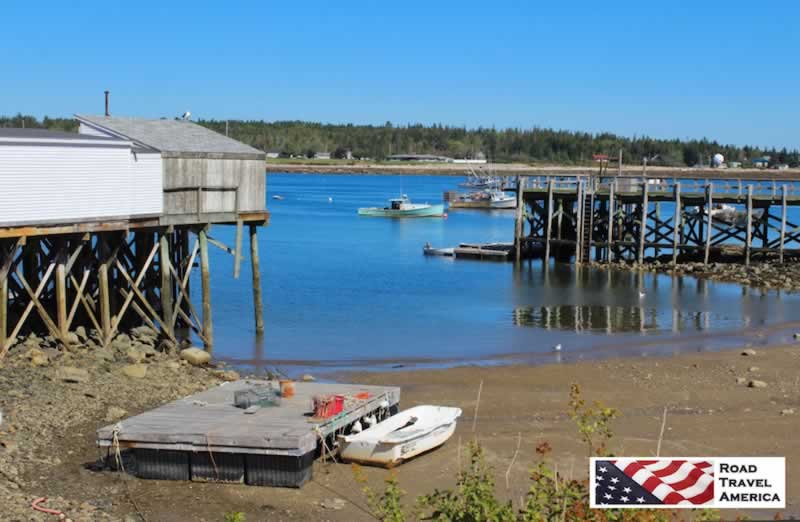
[1,341,797,520]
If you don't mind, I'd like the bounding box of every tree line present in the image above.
[2,113,798,167]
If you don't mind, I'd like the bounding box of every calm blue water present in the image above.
[196,174,800,376]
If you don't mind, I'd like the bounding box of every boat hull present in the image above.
[489,198,516,209]
[339,421,457,467]
[358,203,445,218]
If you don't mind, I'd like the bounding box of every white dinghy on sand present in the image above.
[338,405,462,467]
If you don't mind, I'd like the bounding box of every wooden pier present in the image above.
[96,380,400,487]
[513,174,800,266]
[0,118,269,358]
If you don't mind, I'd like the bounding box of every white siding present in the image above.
[130,151,163,215]
[0,143,162,226]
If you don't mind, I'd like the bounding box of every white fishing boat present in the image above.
[338,405,462,467]
[488,189,516,209]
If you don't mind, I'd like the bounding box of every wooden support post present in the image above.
[746,184,753,266]
[160,231,174,337]
[198,226,213,351]
[234,219,243,279]
[249,224,264,333]
[55,239,68,338]
[638,182,649,265]
[704,184,713,265]
[0,264,7,354]
[607,181,615,263]
[544,180,553,265]
[98,235,112,345]
[514,176,525,264]
[575,181,583,264]
[672,182,681,266]
[654,202,661,259]
[780,185,787,263]
[618,148,623,176]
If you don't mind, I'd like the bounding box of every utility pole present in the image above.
[225,121,229,137]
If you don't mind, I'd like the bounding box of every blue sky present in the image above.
[2,1,798,149]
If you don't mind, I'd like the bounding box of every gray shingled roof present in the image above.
[75,114,264,159]
[0,128,121,141]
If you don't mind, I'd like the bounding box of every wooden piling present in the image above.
[638,181,649,265]
[514,176,525,264]
[607,181,615,263]
[704,184,713,265]
[0,264,7,355]
[544,180,553,265]
[672,182,681,266]
[780,185,787,263]
[574,181,583,264]
[198,226,213,350]
[160,231,174,338]
[55,239,67,339]
[746,185,753,266]
[249,224,264,334]
[98,235,112,345]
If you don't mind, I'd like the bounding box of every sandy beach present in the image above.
[1,335,797,520]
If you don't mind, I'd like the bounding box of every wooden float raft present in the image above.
[96,380,400,487]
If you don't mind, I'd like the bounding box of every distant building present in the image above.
[387,154,453,163]
[314,152,331,160]
[452,158,488,164]
[728,161,742,168]
[774,164,790,170]
[265,151,280,159]
[752,157,770,168]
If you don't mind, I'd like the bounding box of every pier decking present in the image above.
[97,380,401,487]
[513,175,800,265]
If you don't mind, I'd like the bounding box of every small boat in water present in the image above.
[423,242,455,256]
[338,405,462,467]
[488,189,516,209]
[272,195,285,200]
[358,195,445,218]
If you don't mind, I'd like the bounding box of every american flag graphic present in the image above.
[594,459,714,506]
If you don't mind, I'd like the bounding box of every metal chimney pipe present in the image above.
[104,91,110,116]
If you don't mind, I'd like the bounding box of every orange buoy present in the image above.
[279,379,295,398]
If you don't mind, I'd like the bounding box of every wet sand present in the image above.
[3,339,796,520]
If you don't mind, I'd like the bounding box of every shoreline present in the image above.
[266,162,800,179]
[0,330,797,519]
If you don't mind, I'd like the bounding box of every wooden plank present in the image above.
[672,182,681,266]
[66,269,89,330]
[746,184,753,265]
[704,184,713,265]
[575,181,583,263]
[250,224,264,334]
[638,181,649,264]
[15,267,64,344]
[780,184,787,263]
[199,227,213,350]
[9,262,55,341]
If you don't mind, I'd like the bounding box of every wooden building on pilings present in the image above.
[514,174,800,266]
[0,117,268,359]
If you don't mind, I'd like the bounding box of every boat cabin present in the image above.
[389,195,410,210]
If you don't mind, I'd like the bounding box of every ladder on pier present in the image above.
[579,190,594,262]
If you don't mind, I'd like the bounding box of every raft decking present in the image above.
[97,380,400,487]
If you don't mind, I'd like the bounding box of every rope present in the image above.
[111,422,147,522]
[31,497,66,519]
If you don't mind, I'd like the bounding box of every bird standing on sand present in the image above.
[553,344,562,352]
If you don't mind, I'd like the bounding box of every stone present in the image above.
[110,334,132,352]
[30,354,49,367]
[748,380,768,389]
[63,332,80,346]
[741,349,757,356]
[126,347,146,364]
[319,498,346,510]
[131,325,158,339]
[748,366,759,372]
[780,408,795,415]
[157,339,177,353]
[104,406,128,422]
[120,364,148,379]
[57,366,90,383]
[214,370,239,382]
[180,347,211,366]
[302,374,315,382]
[735,377,746,384]
[165,361,181,370]
[75,326,88,341]
[25,347,44,360]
